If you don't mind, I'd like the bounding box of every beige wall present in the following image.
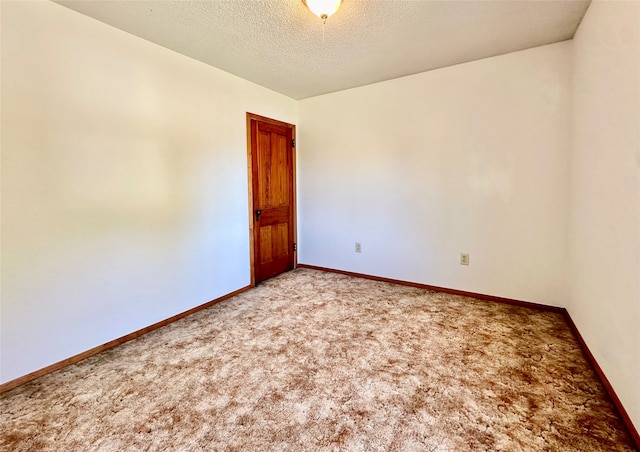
[0,1,297,383]
[298,42,572,307]
[568,0,640,430]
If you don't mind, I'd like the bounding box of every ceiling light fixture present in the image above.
[303,0,343,23]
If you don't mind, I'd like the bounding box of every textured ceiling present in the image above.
[55,0,591,100]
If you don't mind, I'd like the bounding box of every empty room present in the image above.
[1,0,639,450]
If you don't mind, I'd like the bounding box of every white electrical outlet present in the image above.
[355,242,362,253]
[460,253,470,265]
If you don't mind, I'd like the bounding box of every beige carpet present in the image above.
[1,268,635,451]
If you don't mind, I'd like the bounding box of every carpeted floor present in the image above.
[1,268,635,451]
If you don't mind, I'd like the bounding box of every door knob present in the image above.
[256,209,262,221]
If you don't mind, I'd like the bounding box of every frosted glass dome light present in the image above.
[303,0,343,22]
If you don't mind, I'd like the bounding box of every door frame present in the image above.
[246,112,297,287]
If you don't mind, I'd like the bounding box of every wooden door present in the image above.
[247,113,296,284]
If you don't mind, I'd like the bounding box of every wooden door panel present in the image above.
[257,130,272,208]
[272,134,289,207]
[249,114,296,284]
[273,223,289,258]
[259,227,273,264]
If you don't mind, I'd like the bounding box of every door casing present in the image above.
[246,112,297,286]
